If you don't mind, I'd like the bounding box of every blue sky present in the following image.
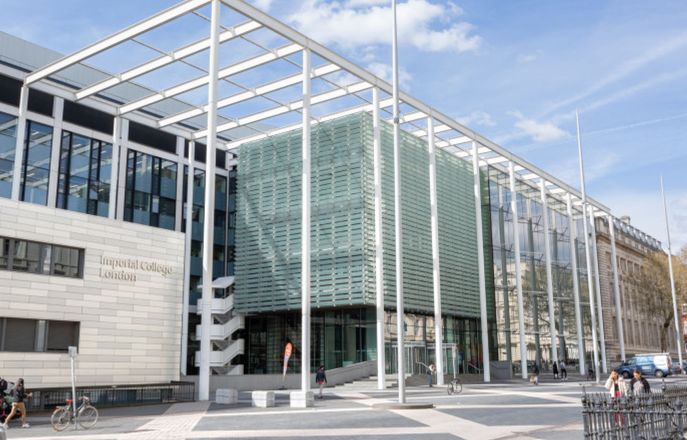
[2,0,686,250]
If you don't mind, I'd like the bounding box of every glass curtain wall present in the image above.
[20,120,52,205]
[57,131,112,216]
[487,166,590,375]
[0,112,17,198]
[124,150,177,230]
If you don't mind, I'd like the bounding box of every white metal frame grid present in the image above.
[17,0,644,395]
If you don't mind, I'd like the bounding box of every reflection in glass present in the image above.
[0,112,18,198]
[20,121,53,205]
[124,150,177,230]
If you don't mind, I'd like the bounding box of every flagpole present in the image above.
[391,0,406,404]
[661,176,683,370]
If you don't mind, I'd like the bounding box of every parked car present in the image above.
[617,353,673,378]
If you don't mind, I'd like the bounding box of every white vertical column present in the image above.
[576,111,600,383]
[108,117,121,219]
[540,180,559,365]
[198,0,220,401]
[115,120,129,219]
[509,162,528,380]
[589,207,607,374]
[661,176,683,369]
[567,194,586,374]
[391,0,406,404]
[47,97,64,207]
[472,141,490,382]
[608,214,626,362]
[174,137,185,231]
[427,117,444,385]
[372,87,386,390]
[181,141,195,377]
[11,85,29,201]
[300,48,312,393]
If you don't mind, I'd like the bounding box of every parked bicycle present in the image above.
[50,396,98,431]
[447,376,463,395]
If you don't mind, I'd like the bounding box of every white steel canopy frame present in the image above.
[20,0,623,395]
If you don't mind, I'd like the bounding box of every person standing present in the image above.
[552,359,559,380]
[630,370,651,395]
[2,378,32,429]
[559,360,567,381]
[605,369,628,398]
[427,364,436,387]
[532,363,540,385]
[315,365,327,399]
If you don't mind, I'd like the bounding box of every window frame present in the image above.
[0,236,84,279]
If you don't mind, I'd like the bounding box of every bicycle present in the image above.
[447,376,462,395]
[50,396,98,431]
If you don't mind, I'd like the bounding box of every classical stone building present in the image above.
[595,216,679,364]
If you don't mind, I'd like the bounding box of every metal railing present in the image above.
[581,382,687,439]
[18,382,195,412]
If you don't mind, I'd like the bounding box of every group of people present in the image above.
[604,368,651,397]
[1,376,31,429]
[530,360,568,385]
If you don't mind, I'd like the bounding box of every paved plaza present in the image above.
[4,377,684,440]
[6,377,683,440]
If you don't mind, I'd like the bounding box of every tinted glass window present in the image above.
[12,240,47,273]
[124,150,176,230]
[0,237,83,279]
[3,318,36,352]
[21,120,53,205]
[52,245,81,277]
[0,112,17,198]
[0,237,8,269]
[46,320,79,352]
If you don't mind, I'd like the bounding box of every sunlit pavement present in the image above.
[5,376,687,440]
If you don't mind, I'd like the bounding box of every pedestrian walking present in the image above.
[605,369,628,426]
[552,360,558,380]
[2,378,31,429]
[630,369,651,395]
[427,364,436,387]
[315,365,327,399]
[559,360,567,381]
[531,363,540,385]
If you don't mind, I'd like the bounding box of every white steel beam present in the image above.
[473,141,490,383]
[108,117,121,219]
[76,21,262,101]
[194,81,372,138]
[540,179,559,365]
[435,136,472,149]
[567,193,585,375]
[181,141,195,376]
[118,43,302,116]
[10,86,28,201]
[428,118,444,385]
[412,124,450,137]
[509,162,528,380]
[159,63,340,128]
[300,48,312,394]
[25,0,212,85]
[199,0,220,402]
[589,206,607,374]
[373,88,386,390]
[608,214,626,362]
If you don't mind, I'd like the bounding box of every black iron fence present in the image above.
[582,381,687,439]
[19,382,195,412]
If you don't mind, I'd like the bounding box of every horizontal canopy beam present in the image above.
[119,42,302,115]
[76,20,262,101]
[25,0,211,85]
[159,63,340,128]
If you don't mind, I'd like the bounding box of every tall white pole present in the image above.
[589,207,608,374]
[509,162,528,380]
[473,141,490,382]
[391,0,406,403]
[608,214,626,362]
[108,117,121,219]
[301,48,312,392]
[181,141,195,377]
[661,176,683,368]
[373,88,386,390]
[428,117,444,385]
[540,180,559,365]
[567,194,586,374]
[198,0,220,401]
[576,110,600,383]
[10,85,28,201]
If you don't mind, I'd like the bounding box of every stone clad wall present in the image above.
[0,198,184,387]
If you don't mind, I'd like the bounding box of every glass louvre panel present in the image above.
[235,112,488,316]
[0,112,17,198]
[21,120,52,205]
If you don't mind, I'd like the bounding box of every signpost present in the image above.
[69,346,77,419]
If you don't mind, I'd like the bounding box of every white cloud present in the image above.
[367,62,413,88]
[251,0,273,11]
[516,53,538,64]
[509,111,567,142]
[457,110,495,127]
[287,0,481,53]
